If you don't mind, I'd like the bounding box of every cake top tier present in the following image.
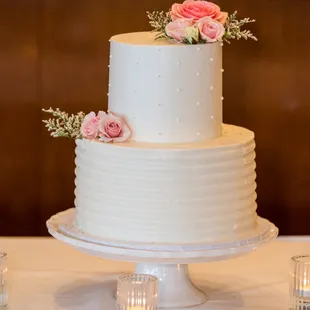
[108,31,223,143]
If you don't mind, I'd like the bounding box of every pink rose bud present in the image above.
[171,0,227,24]
[80,112,100,139]
[196,16,225,42]
[165,18,195,42]
[98,111,131,143]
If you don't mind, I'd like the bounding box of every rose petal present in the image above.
[218,11,228,24]
[83,111,96,123]
[97,110,106,119]
[106,119,122,137]
[99,133,113,143]
[112,123,131,143]
[165,18,194,42]
[170,0,225,22]
[80,111,99,139]
[106,111,122,122]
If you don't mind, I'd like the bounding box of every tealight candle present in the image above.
[297,279,310,298]
[301,286,310,298]
[117,274,158,310]
[290,255,310,309]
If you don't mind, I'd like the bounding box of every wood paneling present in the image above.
[0,0,309,235]
[0,0,41,235]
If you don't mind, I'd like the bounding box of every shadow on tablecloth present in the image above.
[54,272,121,310]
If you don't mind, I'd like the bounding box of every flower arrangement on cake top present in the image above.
[147,0,257,44]
[42,108,131,143]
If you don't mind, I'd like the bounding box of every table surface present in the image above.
[1,236,310,310]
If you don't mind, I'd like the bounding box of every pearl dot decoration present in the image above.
[157,74,161,78]
[196,102,201,106]
[108,65,110,68]
[109,55,112,58]
[177,88,181,92]
[196,72,200,76]
[210,115,214,119]
[107,93,109,96]
[222,96,224,101]
[177,60,181,66]
[197,132,201,136]
[210,57,214,62]
[220,42,224,47]
[176,117,181,123]
[210,86,214,91]
[197,47,201,51]
[221,69,225,73]
[157,103,161,107]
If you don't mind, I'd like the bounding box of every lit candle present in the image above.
[298,279,310,299]
[301,286,310,298]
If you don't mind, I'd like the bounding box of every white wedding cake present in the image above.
[43,1,258,246]
[74,31,258,245]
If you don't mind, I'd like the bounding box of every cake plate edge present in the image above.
[46,208,278,308]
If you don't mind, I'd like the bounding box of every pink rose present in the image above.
[165,18,195,42]
[171,0,228,24]
[80,111,100,139]
[197,17,225,42]
[98,111,131,143]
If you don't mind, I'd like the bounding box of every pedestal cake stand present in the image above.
[47,208,278,308]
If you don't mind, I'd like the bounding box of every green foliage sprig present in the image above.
[146,10,172,40]
[223,11,257,43]
[42,108,85,139]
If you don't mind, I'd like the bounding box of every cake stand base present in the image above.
[135,263,206,308]
[47,208,278,308]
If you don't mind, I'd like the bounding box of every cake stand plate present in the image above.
[47,209,278,308]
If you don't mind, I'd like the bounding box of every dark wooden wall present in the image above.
[0,0,309,236]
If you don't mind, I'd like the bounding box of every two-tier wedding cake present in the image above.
[44,0,258,245]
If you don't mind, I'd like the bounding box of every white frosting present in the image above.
[74,125,258,245]
[108,32,222,143]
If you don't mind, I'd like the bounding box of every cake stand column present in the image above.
[135,263,207,308]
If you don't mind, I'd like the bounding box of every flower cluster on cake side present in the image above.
[147,0,257,44]
[42,108,131,143]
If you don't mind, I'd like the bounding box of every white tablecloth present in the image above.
[1,236,310,310]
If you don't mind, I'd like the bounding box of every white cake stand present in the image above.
[47,208,278,308]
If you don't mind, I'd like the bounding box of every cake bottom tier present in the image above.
[74,124,258,245]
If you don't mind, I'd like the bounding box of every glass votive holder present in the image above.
[117,274,158,310]
[0,252,8,308]
[290,255,310,309]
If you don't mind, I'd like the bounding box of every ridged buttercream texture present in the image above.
[75,125,258,245]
